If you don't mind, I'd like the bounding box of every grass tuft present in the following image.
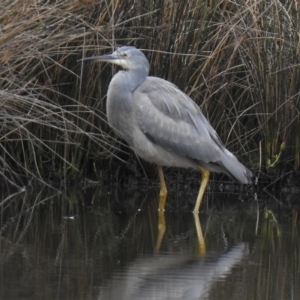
[0,0,299,188]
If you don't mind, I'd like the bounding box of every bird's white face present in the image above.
[111,49,131,69]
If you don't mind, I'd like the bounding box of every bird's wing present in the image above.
[133,77,225,163]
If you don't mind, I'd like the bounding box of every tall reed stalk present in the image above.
[0,0,299,188]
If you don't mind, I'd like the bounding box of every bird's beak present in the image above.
[78,53,118,63]
[78,53,129,69]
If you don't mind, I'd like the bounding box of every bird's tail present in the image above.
[220,149,253,184]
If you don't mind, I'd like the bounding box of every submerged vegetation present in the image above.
[0,0,299,189]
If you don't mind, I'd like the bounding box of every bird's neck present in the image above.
[124,68,148,92]
[106,68,148,144]
[107,68,147,112]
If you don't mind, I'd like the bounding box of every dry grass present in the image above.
[0,0,299,188]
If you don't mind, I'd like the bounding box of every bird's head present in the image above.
[79,46,150,73]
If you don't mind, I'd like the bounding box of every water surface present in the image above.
[0,186,299,299]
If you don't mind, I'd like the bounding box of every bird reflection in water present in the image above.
[98,241,248,300]
[155,211,206,256]
[97,191,246,300]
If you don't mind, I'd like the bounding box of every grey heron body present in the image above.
[81,46,252,212]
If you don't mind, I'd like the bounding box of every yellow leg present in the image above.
[154,210,166,253]
[158,166,167,211]
[193,166,210,213]
[194,214,206,256]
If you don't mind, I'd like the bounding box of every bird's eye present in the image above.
[122,53,128,57]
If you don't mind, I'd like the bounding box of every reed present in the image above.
[0,0,299,187]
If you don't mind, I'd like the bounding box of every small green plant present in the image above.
[267,142,286,168]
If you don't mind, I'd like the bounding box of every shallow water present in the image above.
[0,186,299,300]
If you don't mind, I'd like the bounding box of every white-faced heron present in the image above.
[80,46,252,212]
